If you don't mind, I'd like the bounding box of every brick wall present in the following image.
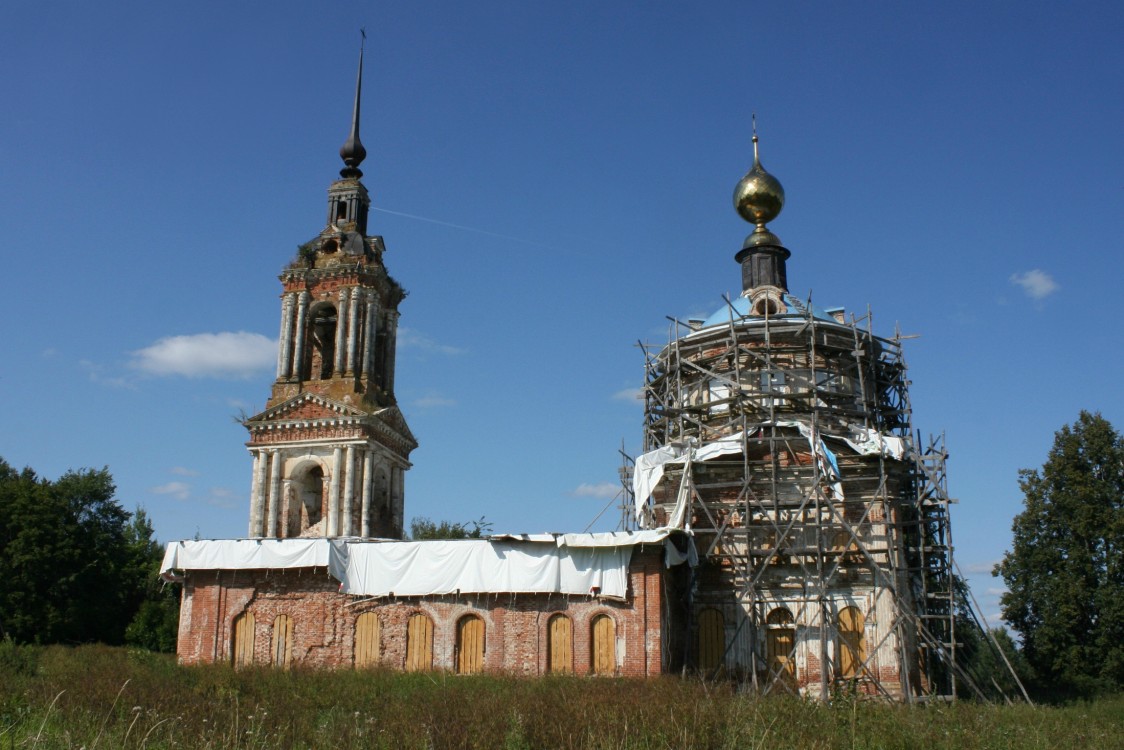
[177,546,667,677]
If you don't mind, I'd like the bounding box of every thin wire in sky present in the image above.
[371,206,551,249]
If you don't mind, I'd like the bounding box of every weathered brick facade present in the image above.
[177,547,668,676]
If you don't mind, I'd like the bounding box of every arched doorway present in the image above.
[231,611,255,668]
[456,615,485,674]
[837,606,866,679]
[547,614,572,674]
[354,612,380,668]
[405,612,433,672]
[697,608,725,674]
[590,614,616,675]
[765,607,796,690]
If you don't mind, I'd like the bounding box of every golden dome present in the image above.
[733,134,785,227]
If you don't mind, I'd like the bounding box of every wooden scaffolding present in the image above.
[631,297,960,701]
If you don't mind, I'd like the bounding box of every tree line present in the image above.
[0,459,178,650]
[2,411,1121,701]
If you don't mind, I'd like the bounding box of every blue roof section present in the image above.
[695,293,843,331]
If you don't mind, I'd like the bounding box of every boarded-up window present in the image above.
[766,607,796,690]
[838,606,866,679]
[547,614,572,674]
[456,615,485,674]
[697,608,725,673]
[405,613,433,672]
[354,612,380,668]
[271,614,293,669]
[590,614,616,675]
[232,611,255,668]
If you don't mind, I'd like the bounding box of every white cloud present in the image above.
[413,393,457,408]
[79,359,137,390]
[572,482,619,499]
[130,332,276,379]
[169,466,200,477]
[205,487,239,509]
[397,327,465,355]
[150,481,191,501]
[612,388,643,402]
[961,559,1000,574]
[1010,269,1058,300]
[986,587,1009,597]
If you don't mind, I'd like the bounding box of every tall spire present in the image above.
[339,30,368,179]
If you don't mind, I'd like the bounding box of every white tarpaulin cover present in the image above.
[161,538,332,573]
[632,419,906,525]
[160,532,683,600]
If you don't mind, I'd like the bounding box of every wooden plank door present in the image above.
[354,612,380,668]
[590,614,615,675]
[548,615,572,674]
[405,613,433,672]
[766,608,796,690]
[838,606,866,679]
[271,614,293,669]
[456,615,485,674]
[232,612,255,668]
[697,608,725,673]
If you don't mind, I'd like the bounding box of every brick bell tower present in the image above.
[243,41,417,540]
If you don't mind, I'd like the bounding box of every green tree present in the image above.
[409,516,492,540]
[123,509,180,652]
[996,412,1124,695]
[0,458,175,648]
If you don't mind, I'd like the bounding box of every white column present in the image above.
[333,288,349,376]
[392,465,405,538]
[280,480,293,539]
[346,288,361,375]
[385,310,400,394]
[342,444,357,536]
[360,449,374,537]
[290,291,309,379]
[361,291,378,378]
[328,446,343,536]
[276,292,296,379]
[249,450,266,537]
[267,449,283,537]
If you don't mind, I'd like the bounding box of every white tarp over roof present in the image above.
[632,420,906,527]
[160,530,680,600]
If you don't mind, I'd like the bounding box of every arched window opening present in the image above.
[322,238,339,254]
[405,613,433,672]
[271,614,293,669]
[310,304,337,379]
[547,614,572,674]
[354,612,380,668]
[837,606,866,680]
[456,615,485,674]
[231,611,255,668]
[336,201,348,222]
[590,614,616,675]
[697,608,725,674]
[290,464,324,534]
[765,607,796,690]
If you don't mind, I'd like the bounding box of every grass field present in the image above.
[0,643,1120,749]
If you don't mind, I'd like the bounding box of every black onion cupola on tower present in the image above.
[732,129,791,316]
[242,40,416,541]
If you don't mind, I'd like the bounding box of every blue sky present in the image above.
[1,1,1121,626]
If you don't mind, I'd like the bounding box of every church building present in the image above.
[162,50,958,700]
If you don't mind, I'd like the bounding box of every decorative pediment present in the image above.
[245,393,368,426]
[371,405,418,449]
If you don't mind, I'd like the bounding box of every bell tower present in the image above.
[243,39,417,540]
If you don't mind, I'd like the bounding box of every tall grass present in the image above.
[0,643,1120,749]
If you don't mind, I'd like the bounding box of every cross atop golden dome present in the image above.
[733,117,785,248]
